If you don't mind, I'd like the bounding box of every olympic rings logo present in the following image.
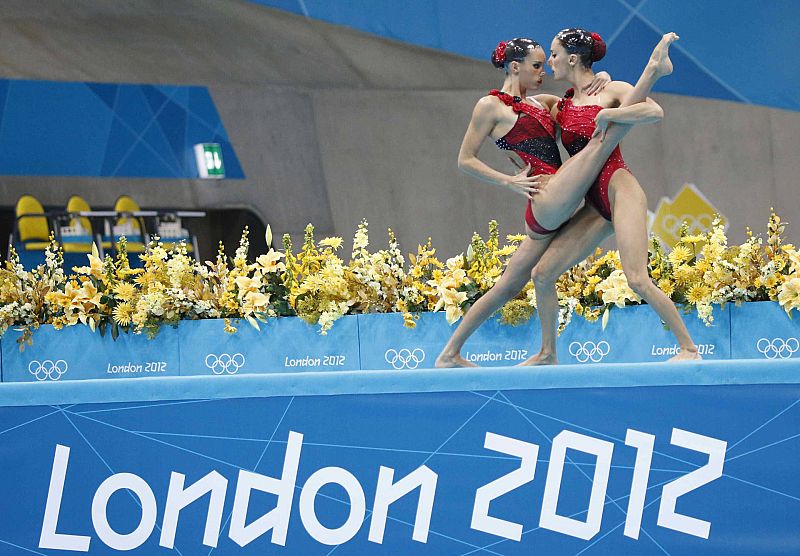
[205,353,245,374]
[28,360,68,381]
[568,341,611,363]
[385,348,425,370]
[661,213,715,237]
[756,338,799,359]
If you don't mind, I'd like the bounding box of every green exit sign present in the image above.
[194,143,225,179]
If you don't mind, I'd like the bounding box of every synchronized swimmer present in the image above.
[436,30,701,367]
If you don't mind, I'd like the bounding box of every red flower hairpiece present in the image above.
[494,41,508,64]
[589,32,606,61]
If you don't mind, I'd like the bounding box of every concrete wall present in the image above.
[0,0,797,258]
[311,87,800,253]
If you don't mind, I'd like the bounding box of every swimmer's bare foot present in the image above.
[648,32,679,78]
[435,351,479,368]
[518,350,558,366]
[668,346,701,362]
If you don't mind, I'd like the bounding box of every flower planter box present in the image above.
[178,316,361,376]
[730,301,800,360]
[3,302,795,381]
[1,324,181,382]
[357,312,540,370]
[556,304,731,364]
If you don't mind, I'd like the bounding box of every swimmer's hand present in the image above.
[530,174,552,196]
[505,163,544,199]
[584,71,611,96]
[592,109,612,141]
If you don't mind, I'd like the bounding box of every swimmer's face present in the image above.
[512,47,547,90]
[548,39,571,80]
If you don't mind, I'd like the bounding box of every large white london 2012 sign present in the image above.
[39,426,725,552]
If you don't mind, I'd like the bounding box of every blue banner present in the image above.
[558,304,731,364]
[178,317,361,375]
[0,376,798,554]
[730,301,800,361]
[1,325,181,382]
[3,301,800,381]
[358,313,539,370]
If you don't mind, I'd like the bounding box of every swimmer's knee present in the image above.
[531,263,559,285]
[625,273,653,296]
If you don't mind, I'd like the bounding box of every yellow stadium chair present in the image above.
[14,195,51,250]
[61,195,102,254]
[10,195,53,268]
[111,195,148,255]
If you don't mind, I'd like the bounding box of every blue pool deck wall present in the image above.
[1,358,798,408]
[2,301,799,383]
[1,359,798,555]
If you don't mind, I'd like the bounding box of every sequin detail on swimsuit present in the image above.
[557,88,629,221]
[489,90,563,234]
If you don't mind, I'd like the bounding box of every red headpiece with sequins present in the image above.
[493,41,508,65]
[589,32,606,62]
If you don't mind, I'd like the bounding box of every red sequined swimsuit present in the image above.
[489,90,562,234]
[557,88,629,221]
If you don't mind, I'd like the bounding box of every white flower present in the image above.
[254,249,286,274]
[778,277,800,315]
[597,270,641,308]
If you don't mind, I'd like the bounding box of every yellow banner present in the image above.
[650,183,726,248]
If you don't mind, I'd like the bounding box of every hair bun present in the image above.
[491,41,508,69]
[590,32,606,62]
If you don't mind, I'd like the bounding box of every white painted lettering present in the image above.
[300,467,366,545]
[471,432,539,541]
[657,429,726,539]
[624,429,656,539]
[539,431,614,540]
[91,473,157,551]
[228,431,303,547]
[159,471,227,549]
[369,465,437,544]
[39,445,92,552]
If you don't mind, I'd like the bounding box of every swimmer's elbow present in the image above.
[457,155,474,173]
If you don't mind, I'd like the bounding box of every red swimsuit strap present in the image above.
[556,87,575,112]
[488,90,555,136]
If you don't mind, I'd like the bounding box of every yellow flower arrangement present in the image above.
[1,210,799,345]
[289,224,354,334]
